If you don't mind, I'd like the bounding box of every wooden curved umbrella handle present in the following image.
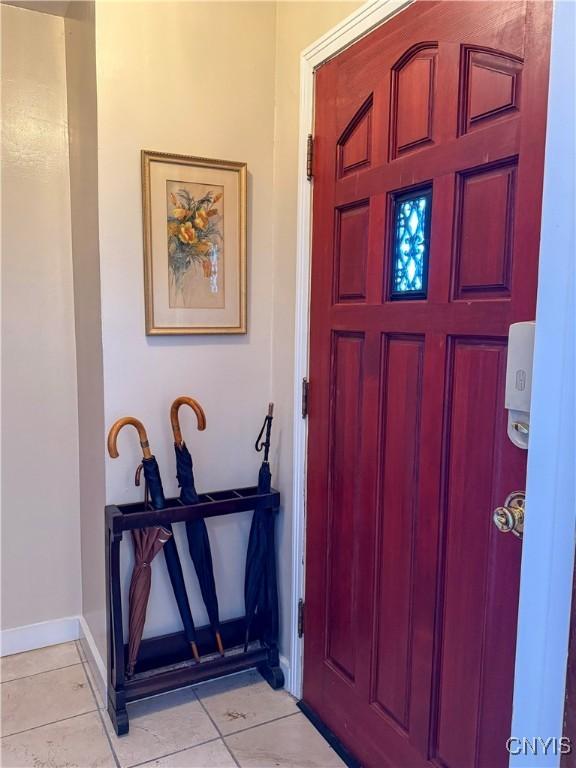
[107,417,152,460]
[170,396,206,445]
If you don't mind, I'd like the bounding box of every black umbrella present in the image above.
[244,403,278,649]
[107,416,200,663]
[171,397,224,656]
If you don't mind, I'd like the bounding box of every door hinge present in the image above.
[301,377,309,419]
[306,134,314,181]
[298,599,305,638]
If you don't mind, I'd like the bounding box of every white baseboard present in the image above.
[0,614,108,704]
[279,653,291,693]
[0,616,80,656]
[78,615,107,704]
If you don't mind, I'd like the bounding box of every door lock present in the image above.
[493,491,525,538]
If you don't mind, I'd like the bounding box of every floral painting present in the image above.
[166,181,224,309]
[142,150,246,335]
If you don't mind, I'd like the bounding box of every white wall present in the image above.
[1,4,81,630]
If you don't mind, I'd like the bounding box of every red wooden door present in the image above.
[303,3,551,767]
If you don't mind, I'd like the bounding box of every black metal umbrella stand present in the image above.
[104,405,282,738]
[105,484,283,737]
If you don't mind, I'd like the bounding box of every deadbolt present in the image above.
[493,491,525,538]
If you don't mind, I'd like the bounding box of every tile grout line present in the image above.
[1,650,303,767]
[4,664,301,767]
[1,707,99,740]
[219,739,242,768]
[93,673,232,768]
[79,656,105,709]
[126,735,224,768]
[92,698,122,768]
[74,639,88,664]
[80,658,122,768]
[193,689,241,768]
[0,661,83,685]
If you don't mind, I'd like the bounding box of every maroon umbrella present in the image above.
[107,417,173,677]
[127,525,172,677]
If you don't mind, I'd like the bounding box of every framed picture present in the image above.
[142,150,247,334]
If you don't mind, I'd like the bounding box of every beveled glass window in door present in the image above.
[390,188,432,299]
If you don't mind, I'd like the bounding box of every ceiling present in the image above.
[0,0,71,17]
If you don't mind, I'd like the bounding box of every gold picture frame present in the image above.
[142,150,247,335]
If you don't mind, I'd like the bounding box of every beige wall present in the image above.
[96,1,278,643]
[0,0,360,673]
[270,0,362,659]
[94,0,360,661]
[1,4,81,629]
[64,1,106,659]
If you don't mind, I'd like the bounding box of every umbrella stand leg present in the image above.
[106,526,129,735]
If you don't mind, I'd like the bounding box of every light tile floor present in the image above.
[1,642,345,768]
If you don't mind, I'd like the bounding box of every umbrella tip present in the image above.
[190,641,201,663]
[268,402,274,417]
[216,631,225,656]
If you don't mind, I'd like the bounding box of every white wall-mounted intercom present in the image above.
[505,321,536,449]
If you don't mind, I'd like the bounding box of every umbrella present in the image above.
[126,526,171,677]
[107,416,201,663]
[171,396,224,656]
[244,403,278,649]
[107,419,172,677]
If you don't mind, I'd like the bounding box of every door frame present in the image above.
[290,0,413,698]
[290,0,575,763]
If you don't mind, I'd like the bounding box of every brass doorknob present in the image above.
[493,491,525,538]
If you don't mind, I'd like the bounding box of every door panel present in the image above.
[390,45,437,158]
[304,3,551,767]
[335,203,370,302]
[373,335,423,728]
[435,339,509,768]
[326,332,365,681]
[460,48,523,135]
[452,162,517,299]
[337,97,373,176]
